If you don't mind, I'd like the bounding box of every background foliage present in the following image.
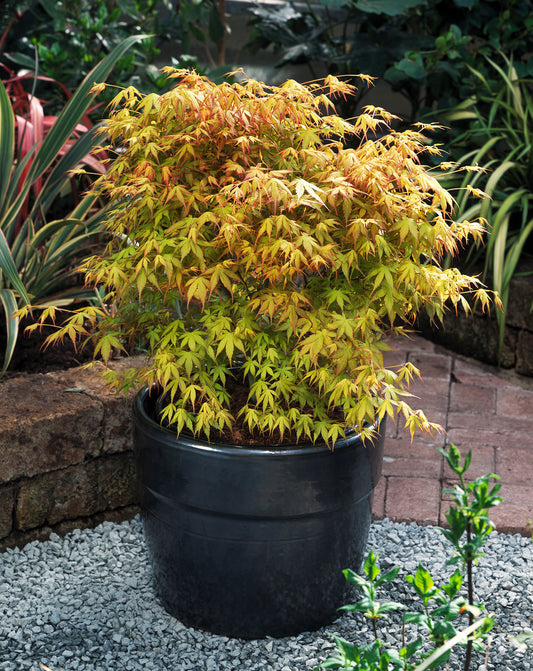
[247,0,533,123]
[436,54,533,362]
[0,0,232,97]
[0,0,182,96]
[1,0,531,375]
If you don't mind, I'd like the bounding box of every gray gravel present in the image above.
[0,517,531,671]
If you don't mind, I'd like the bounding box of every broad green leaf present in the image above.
[409,564,436,597]
[363,551,381,581]
[396,56,427,80]
[433,620,458,641]
[404,637,424,659]
[378,601,407,613]
[342,568,368,588]
[433,601,464,619]
[339,598,374,613]
[375,567,400,587]
[404,611,429,626]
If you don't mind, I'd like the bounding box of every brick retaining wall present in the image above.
[0,358,143,551]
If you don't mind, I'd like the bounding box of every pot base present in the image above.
[142,494,374,639]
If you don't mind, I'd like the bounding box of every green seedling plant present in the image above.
[438,443,502,670]
[317,443,500,671]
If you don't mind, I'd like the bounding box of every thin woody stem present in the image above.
[463,523,474,671]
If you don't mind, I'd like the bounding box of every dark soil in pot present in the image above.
[153,368,349,447]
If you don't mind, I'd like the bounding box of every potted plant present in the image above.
[24,70,491,638]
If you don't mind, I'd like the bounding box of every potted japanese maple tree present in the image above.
[26,69,492,638]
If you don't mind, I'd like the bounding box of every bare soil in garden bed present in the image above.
[0,314,97,378]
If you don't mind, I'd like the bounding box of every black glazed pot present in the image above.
[133,386,384,639]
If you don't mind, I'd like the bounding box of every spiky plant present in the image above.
[23,70,492,446]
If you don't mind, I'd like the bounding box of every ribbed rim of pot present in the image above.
[134,385,380,456]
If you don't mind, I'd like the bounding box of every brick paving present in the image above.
[372,335,533,536]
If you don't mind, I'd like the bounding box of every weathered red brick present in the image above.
[393,334,438,353]
[408,351,453,381]
[371,477,386,520]
[496,386,533,418]
[384,433,446,459]
[447,411,533,437]
[449,383,496,415]
[382,455,442,479]
[452,359,515,388]
[495,446,533,486]
[408,377,451,398]
[488,484,533,535]
[385,476,441,525]
[447,427,532,451]
[49,358,139,455]
[16,454,138,531]
[382,349,407,369]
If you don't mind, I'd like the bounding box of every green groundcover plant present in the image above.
[317,443,502,671]
[22,70,494,446]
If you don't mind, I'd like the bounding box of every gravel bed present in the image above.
[0,516,531,671]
